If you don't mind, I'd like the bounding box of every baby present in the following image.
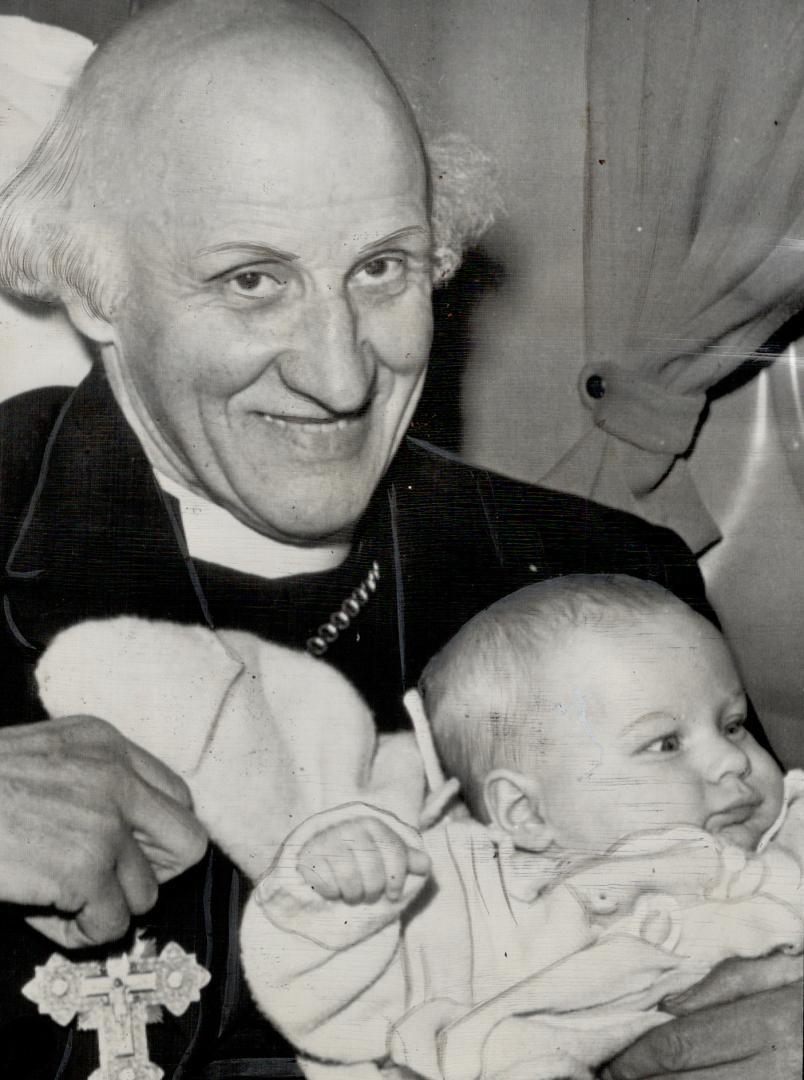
[239,575,804,1080]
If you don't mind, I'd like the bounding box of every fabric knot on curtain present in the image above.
[578,362,705,461]
[543,0,804,553]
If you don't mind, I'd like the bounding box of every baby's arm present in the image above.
[240,803,431,1066]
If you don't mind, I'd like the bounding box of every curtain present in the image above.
[542,0,804,553]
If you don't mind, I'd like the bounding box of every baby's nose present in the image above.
[703,734,751,784]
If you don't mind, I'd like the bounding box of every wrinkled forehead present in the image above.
[83,22,427,236]
[167,73,423,203]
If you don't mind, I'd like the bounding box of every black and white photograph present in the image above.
[0,2,802,1078]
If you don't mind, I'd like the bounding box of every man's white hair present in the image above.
[0,3,502,322]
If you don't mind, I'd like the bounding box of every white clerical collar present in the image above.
[154,469,350,580]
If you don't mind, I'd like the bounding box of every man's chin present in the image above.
[234,497,368,547]
[207,460,382,544]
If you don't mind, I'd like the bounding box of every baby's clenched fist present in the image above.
[298,815,430,904]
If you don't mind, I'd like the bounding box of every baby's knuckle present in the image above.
[384,827,405,849]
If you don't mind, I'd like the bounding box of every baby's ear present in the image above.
[483,769,555,852]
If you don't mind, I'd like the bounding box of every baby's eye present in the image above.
[351,255,407,293]
[642,733,681,754]
[225,269,288,300]
[723,717,747,741]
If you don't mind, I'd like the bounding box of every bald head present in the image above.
[0,0,500,317]
[76,0,417,198]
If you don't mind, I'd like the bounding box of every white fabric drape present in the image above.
[543,0,804,552]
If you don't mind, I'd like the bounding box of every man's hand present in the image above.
[604,954,803,1079]
[0,715,208,949]
[297,815,430,904]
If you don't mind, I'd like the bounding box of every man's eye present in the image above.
[643,734,680,754]
[723,717,747,740]
[225,270,287,300]
[352,256,406,291]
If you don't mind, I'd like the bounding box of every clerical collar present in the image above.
[154,469,350,580]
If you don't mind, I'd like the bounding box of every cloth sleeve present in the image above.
[240,803,428,1065]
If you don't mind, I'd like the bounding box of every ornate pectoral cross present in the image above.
[23,940,210,1080]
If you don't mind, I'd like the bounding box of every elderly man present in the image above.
[0,1,798,1078]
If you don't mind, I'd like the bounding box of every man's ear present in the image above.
[483,768,555,852]
[62,292,117,347]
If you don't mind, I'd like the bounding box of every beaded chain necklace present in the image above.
[306,560,381,656]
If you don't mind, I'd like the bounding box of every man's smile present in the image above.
[260,413,359,432]
[244,406,374,463]
[254,388,375,438]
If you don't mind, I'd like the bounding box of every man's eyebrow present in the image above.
[193,241,300,261]
[357,226,429,254]
[721,689,748,711]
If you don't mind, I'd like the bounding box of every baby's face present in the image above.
[531,607,784,855]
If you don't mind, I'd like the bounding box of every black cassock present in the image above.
[0,364,722,1079]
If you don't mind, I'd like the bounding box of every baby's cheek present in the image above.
[754,751,786,818]
[717,820,766,851]
[629,778,708,835]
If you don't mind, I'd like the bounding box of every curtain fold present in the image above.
[543,0,804,552]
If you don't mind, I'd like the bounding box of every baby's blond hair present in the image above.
[419,574,685,820]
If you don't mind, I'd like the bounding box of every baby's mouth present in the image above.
[706,796,763,833]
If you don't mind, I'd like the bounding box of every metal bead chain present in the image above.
[306,560,381,657]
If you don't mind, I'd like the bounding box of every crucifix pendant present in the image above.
[23,940,210,1080]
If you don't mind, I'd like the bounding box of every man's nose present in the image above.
[279,288,375,415]
[703,733,751,785]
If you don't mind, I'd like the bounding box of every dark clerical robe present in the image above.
[0,364,720,1079]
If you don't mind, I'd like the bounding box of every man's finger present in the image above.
[603,1056,761,1080]
[125,780,208,883]
[606,984,801,1079]
[35,716,191,809]
[25,912,90,950]
[123,739,194,807]
[665,954,804,1014]
[73,873,132,947]
[116,835,159,916]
